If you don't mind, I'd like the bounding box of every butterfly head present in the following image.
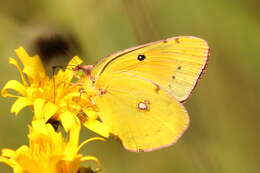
[73,65,94,76]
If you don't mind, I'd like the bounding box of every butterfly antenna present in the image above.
[52,66,57,103]
[51,64,80,103]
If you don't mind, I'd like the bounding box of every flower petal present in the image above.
[83,120,110,138]
[42,102,58,121]
[80,156,100,165]
[11,97,32,115]
[1,80,27,98]
[31,119,56,136]
[82,110,110,138]
[56,56,83,84]
[60,112,77,132]
[1,149,16,158]
[15,47,46,83]
[0,157,19,171]
[68,56,83,67]
[66,118,81,154]
[78,137,105,151]
[9,58,28,86]
[34,99,45,119]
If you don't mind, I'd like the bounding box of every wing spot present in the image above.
[175,38,180,43]
[138,149,145,152]
[172,75,175,79]
[154,83,160,93]
[163,40,168,43]
[177,66,182,70]
[137,100,150,111]
[99,88,107,95]
[137,54,146,61]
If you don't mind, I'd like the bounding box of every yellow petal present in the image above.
[15,47,46,83]
[0,157,17,169]
[66,118,81,154]
[1,149,16,158]
[42,102,58,121]
[60,112,77,132]
[83,109,98,120]
[11,97,32,115]
[0,148,24,171]
[80,156,100,165]
[34,99,45,119]
[78,137,105,151]
[9,58,28,86]
[68,56,83,67]
[14,146,29,155]
[56,56,83,84]
[31,119,54,136]
[23,65,46,84]
[1,80,26,98]
[83,120,110,138]
[81,110,110,137]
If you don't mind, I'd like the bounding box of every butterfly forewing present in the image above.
[92,36,209,102]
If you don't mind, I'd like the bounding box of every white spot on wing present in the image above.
[137,101,150,111]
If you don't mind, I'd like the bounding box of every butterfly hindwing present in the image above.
[94,73,189,152]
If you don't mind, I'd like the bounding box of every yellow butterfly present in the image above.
[78,36,209,152]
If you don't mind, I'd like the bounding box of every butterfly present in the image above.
[77,36,210,152]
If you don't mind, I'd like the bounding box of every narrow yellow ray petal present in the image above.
[60,112,77,132]
[0,157,17,169]
[80,156,100,165]
[66,118,81,153]
[11,97,32,115]
[78,137,105,151]
[56,56,83,84]
[33,99,45,119]
[1,149,16,158]
[15,47,46,83]
[68,56,83,67]
[83,120,110,138]
[42,102,58,121]
[1,80,26,97]
[9,58,28,86]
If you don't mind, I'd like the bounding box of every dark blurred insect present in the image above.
[31,32,81,72]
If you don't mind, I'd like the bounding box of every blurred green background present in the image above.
[0,0,259,172]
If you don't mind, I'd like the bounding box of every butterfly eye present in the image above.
[137,54,146,61]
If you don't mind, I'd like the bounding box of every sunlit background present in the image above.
[0,0,259,172]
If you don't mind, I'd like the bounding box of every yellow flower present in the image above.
[0,119,103,173]
[1,47,110,137]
